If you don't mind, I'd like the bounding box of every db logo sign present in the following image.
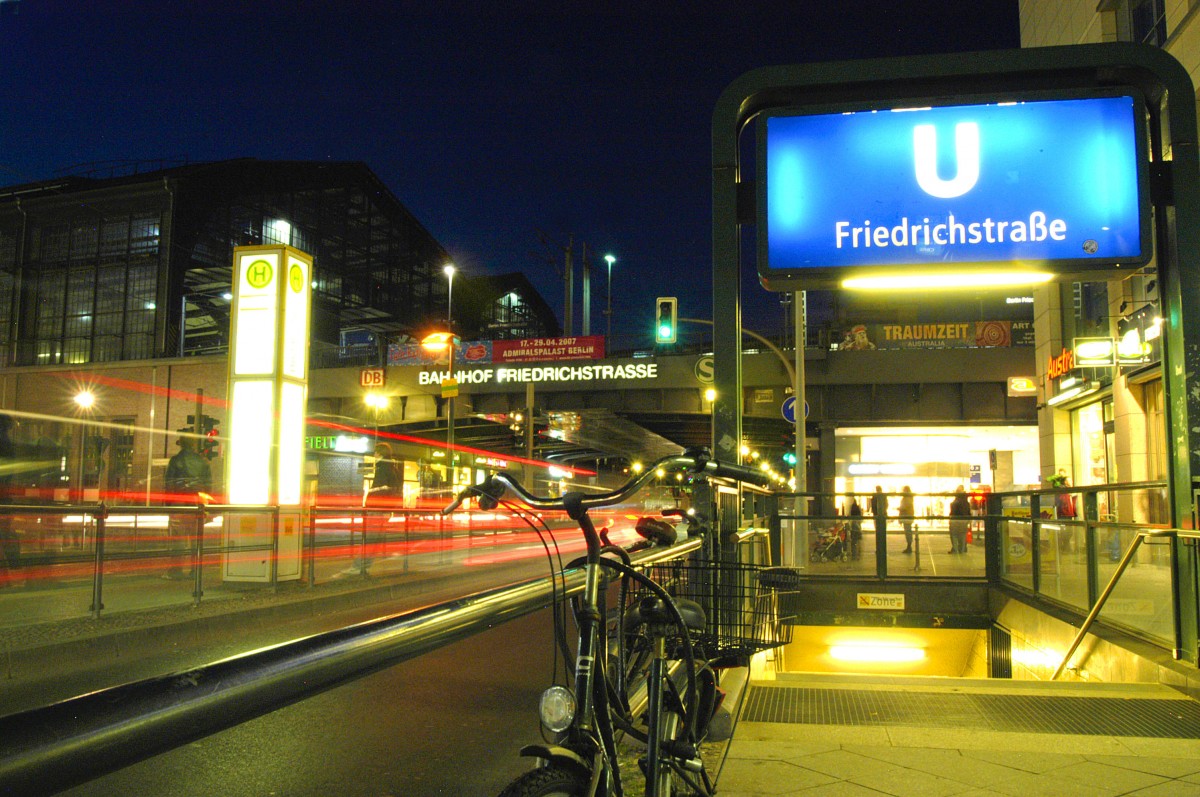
[360,368,385,388]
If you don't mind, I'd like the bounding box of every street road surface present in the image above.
[61,608,554,796]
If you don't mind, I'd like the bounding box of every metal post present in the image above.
[793,291,807,565]
[359,507,368,578]
[307,507,317,586]
[89,505,106,619]
[446,345,455,488]
[178,294,186,358]
[913,524,921,572]
[270,506,279,591]
[605,254,615,342]
[581,242,590,336]
[563,237,574,336]
[192,504,205,605]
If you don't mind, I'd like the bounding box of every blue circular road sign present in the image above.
[782,396,809,423]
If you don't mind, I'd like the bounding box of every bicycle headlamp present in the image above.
[539,685,576,732]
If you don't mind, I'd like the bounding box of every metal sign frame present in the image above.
[712,42,1200,661]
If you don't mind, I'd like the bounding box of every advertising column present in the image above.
[222,245,312,582]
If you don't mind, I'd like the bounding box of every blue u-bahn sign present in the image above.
[758,91,1150,288]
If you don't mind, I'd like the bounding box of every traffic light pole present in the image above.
[193,389,203,439]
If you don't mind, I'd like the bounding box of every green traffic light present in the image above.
[654,296,677,344]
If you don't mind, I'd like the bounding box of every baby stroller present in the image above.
[811,523,848,562]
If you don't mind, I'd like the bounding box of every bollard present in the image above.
[192,504,207,605]
[89,504,107,618]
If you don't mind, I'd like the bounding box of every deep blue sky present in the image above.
[1,0,1019,339]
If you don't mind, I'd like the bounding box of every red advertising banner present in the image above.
[492,336,605,363]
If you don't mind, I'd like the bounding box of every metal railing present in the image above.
[1050,527,1196,679]
[775,481,1186,665]
[0,501,573,627]
[0,535,707,796]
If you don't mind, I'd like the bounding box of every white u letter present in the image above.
[913,122,980,199]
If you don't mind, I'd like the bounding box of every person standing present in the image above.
[899,486,916,553]
[847,496,863,560]
[948,484,971,554]
[164,434,212,580]
[870,485,889,568]
[368,442,402,505]
[354,442,401,573]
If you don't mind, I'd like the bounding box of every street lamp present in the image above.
[364,392,389,442]
[604,254,616,341]
[444,263,456,329]
[421,330,457,490]
[443,263,456,488]
[74,390,96,502]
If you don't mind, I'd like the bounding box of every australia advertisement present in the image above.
[837,320,1034,351]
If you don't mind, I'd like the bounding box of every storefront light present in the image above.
[829,644,925,663]
[842,271,1054,291]
[1046,380,1100,407]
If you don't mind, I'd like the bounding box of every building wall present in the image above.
[1020,1,1196,490]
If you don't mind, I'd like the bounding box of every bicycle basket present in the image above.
[625,559,793,663]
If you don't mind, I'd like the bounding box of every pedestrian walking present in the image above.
[164,434,212,579]
[353,442,402,573]
[948,484,971,554]
[900,485,916,553]
[870,485,889,563]
[847,496,863,560]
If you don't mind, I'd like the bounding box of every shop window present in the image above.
[1072,402,1110,487]
[1144,381,1166,480]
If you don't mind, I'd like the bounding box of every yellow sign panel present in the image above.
[442,378,459,398]
[857,593,905,610]
[233,252,280,376]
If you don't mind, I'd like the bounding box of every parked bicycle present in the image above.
[443,447,776,797]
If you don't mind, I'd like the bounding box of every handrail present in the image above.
[1051,528,1197,680]
[730,526,770,544]
[0,537,701,797]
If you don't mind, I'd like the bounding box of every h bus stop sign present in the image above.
[782,396,809,423]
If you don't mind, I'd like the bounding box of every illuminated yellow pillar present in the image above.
[222,244,312,582]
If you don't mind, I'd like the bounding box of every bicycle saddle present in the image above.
[634,517,677,546]
[625,595,706,632]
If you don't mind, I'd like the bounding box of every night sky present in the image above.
[1,0,1019,339]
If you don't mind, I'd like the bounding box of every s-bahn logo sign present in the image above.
[759,92,1150,288]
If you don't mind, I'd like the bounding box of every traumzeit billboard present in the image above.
[758,91,1150,288]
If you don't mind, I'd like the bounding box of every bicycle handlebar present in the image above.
[441,446,772,515]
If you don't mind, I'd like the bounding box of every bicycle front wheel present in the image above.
[497,765,590,797]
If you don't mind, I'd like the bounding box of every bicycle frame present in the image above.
[448,448,771,797]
